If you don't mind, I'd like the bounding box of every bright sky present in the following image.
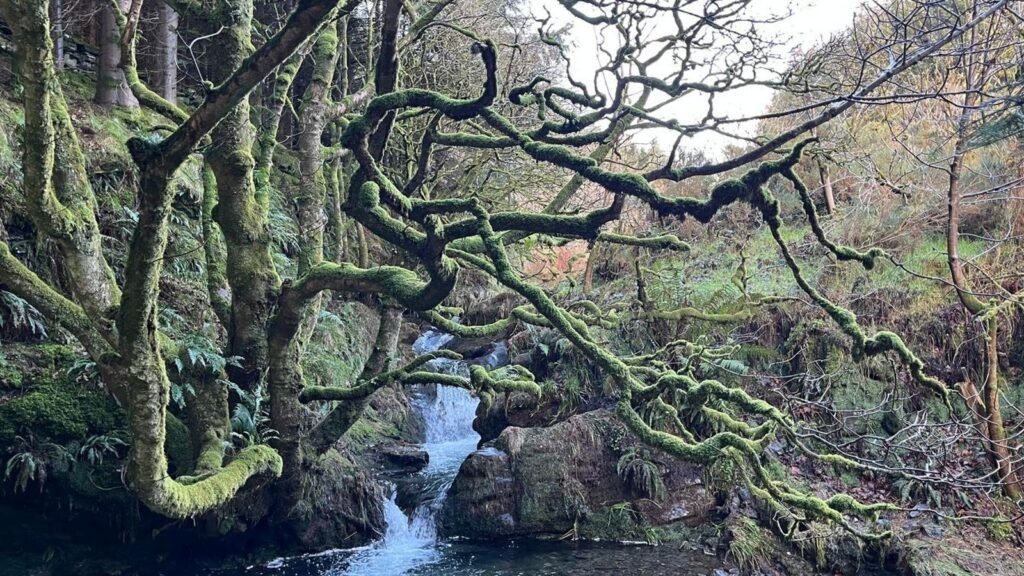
[525,0,866,155]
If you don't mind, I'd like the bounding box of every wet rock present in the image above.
[440,409,713,540]
[442,339,510,369]
[379,443,429,473]
[439,446,518,535]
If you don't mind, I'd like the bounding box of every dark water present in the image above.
[190,540,729,576]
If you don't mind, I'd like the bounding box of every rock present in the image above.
[467,340,509,369]
[440,409,714,540]
[909,502,928,518]
[379,443,429,473]
[443,339,510,369]
[473,389,553,443]
[279,449,386,551]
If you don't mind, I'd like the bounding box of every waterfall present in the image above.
[338,329,482,575]
[338,493,438,575]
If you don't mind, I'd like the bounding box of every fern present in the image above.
[0,290,47,337]
[170,381,196,409]
[172,335,243,376]
[710,358,749,375]
[616,448,665,501]
[66,357,99,385]
[228,381,278,447]
[3,435,72,493]
[78,434,127,466]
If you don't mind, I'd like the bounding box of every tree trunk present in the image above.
[153,2,179,103]
[185,370,231,474]
[307,305,402,454]
[205,0,280,391]
[583,243,599,292]
[51,0,63,69]
[983,319,1022,498]
[268,22,342,519]
[945,65,1021,498]
[95,0,139,108]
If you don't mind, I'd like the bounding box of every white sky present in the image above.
[525,0,866,155]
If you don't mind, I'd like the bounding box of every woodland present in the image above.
[0,0,1023,575]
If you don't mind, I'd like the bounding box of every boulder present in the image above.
[440,409,714,540]
[379,442,429,473]
[473,390,555,443]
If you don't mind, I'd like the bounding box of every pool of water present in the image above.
[208,539,729,576]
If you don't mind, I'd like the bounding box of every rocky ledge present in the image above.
[440,409,714,541]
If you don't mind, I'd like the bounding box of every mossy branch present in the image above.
[759,180,951,403]
[782,168,884,269]
[0,241,112,357]
[299,350,462,402]
[597,232,690,251]
[141,445,283,519]
[460,195,894,540]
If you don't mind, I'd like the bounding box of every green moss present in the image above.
[164,414,195,475]
[840,471,861,489]
[0,352,24,389]
[161,444,283,519]
[985,517,1014,542]
[0,383,124,445]
[578,502,659,543]
[340,407,402,452]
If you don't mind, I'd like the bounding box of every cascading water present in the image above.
[229,330,735,576]
[415,331,481,476]
[336,329,482,575]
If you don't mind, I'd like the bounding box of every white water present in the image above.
[338,330,481,576]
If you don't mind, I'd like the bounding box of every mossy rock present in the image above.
[441,410,713,540]
[0,382,124,446]
[0,344,81,389]
[0,354,25,389]
[279,447,385,551]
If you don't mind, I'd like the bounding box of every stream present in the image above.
[194,330,731,576]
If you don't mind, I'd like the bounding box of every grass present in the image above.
[726,517,774,573]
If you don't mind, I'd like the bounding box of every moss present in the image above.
[0,381,124,446]
[340,407,402,452]
[160,444,283,519]
[164,414,195,475]
[840,471,861,489]
[985,517,1014,542]
[577,502,658,543]
[0,352,24,389]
